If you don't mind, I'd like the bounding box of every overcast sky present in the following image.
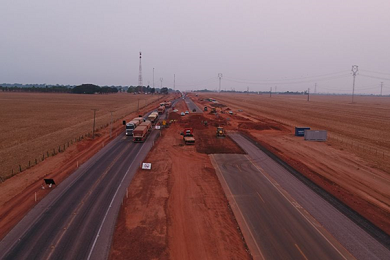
[1,0,390,94]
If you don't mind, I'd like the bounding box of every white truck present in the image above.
[125,120,141,136]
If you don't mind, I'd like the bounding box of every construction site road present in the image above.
[184,96,203,113]
[0,114,166,260]
[211,133,390,260]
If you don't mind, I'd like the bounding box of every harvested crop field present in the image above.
[205,93,390,173]
[0,92,163,180]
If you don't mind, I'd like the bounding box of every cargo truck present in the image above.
[139,120,152,132]
[147,113,158,124]
[133,125,149,142]
[158,105,165,114]
[125,120,141,136]
[182,128,195,145]
[132,117,144,124]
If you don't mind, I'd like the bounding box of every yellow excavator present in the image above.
[216,127,225,138]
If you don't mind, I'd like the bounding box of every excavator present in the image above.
[216,127,225,138]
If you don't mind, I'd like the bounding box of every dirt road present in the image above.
[110,99,251,259]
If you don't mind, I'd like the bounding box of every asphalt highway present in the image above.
[184,96,203,113]
[211,133,390,260]
[0,112,166,260]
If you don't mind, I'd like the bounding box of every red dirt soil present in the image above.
[109,100,251,259]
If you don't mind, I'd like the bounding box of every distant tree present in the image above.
[161,87,168,94]
[127,86,136,93]
[72,84,100,94]
[151,87,155,94]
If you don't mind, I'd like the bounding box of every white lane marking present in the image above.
[211,155,265,260]
[245,154,348,260]
[87,145,145,260]
[256,192,265,203]
[295,243,308,260]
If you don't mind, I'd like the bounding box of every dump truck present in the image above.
[133,125,149,142]
[182,128,195,145]
[139,120,152,132]
[125,120,141,136]
[158,105,165,114]
[216,127,225,138]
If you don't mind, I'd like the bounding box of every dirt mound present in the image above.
[168,112,181,121]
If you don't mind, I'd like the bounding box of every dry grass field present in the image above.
[210,93,390,173]
[0,92,162,180]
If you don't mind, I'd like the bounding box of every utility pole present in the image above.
[218,73,223,92]
[91,109,98,139]
[247,87,249,94]
[109,110,114,138]
[314,83,317,94]
[160,78,163,88]
[138,52,143,87]
[174,74,176,91]
[270,87,272,97]
[351,65,358,103]
[307,88,310,101]
[153,68,155,88]
[381,82,383,96]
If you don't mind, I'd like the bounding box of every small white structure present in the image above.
[304,130,327,141]
[142,163,152,170]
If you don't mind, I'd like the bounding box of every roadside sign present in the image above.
[142,163,152,170]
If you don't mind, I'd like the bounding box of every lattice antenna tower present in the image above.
[138,52,143,87]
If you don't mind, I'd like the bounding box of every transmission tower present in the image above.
[381,82,383,96]
[218,73,223,92]
[138,52,143,87]
[351,65,358,103]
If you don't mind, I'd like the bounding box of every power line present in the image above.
[359,69,390,76]
[359,74,390,81]
[224,70,349,83]
[223,74,350,85]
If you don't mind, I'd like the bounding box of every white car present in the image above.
[173,109,178,112]
[185,111,189,114]
[181,112,185,116]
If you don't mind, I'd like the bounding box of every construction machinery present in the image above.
[182,128,195,145]
[216,127,225,138]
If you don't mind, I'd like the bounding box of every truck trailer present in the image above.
[158,105,165,114]
[139,120,152,132]
[147,113,158,124]
[133,125,149,142]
